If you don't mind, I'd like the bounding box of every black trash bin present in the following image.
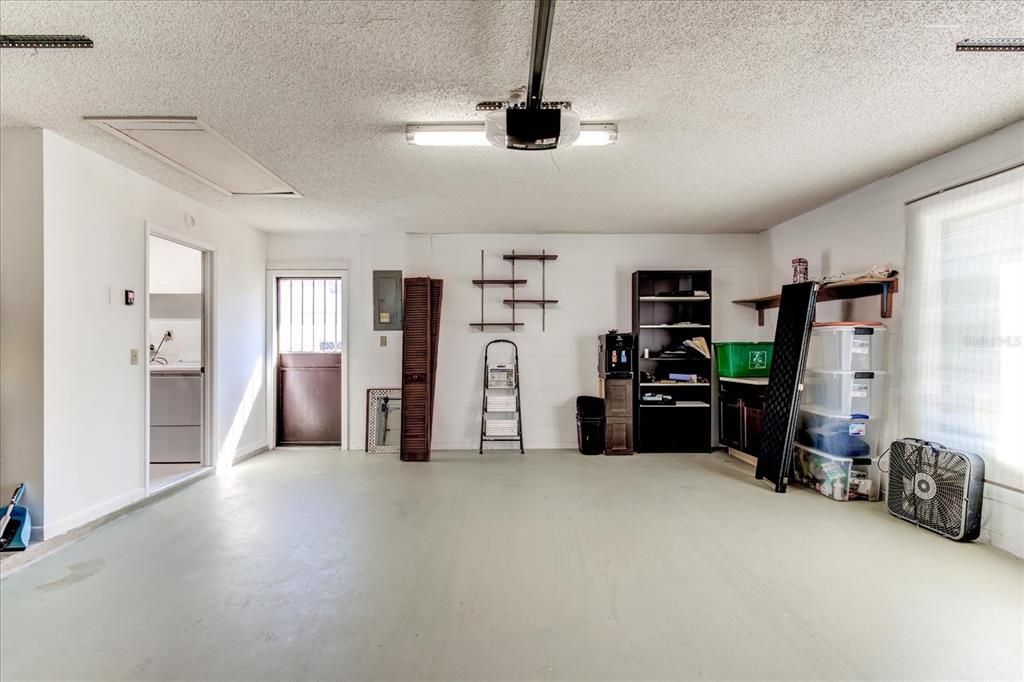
[576,396,605,455]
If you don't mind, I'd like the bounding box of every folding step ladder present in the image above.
[480,339,524,454]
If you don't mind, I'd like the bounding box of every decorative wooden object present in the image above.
[401,277,443,462]
[733,277,898,326]
[599,377,634,455]
[504,250,558,331]
[366,388,401,454]
[470,249,558,331]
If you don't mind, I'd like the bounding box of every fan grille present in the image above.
[887,440,968,537]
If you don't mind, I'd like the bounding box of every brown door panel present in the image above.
[278,352,342,445]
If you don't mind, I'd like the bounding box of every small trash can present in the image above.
[576,396,605,455]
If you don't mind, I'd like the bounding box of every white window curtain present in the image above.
[901,166,1024,492]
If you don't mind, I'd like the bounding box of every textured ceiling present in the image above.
[1,0,1022,234]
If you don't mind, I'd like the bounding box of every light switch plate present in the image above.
[379,335,387,347]
[130,349,139,365]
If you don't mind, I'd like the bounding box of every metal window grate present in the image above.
[277,278,343,353]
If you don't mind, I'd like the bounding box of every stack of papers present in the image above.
[683,338,710,358]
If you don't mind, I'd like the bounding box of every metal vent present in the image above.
[0,34,93,49]
[956,38,1024,52]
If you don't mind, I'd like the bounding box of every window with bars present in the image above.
[277,278,343,353]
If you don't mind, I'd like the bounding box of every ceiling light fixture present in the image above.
[956,38,1024,52]
[85,116,301,197]
[406,122,616,147]
[0,34,93,48]
[406,125,491,146]
[406,0,617,150]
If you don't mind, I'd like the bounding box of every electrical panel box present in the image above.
[373,270,403,331]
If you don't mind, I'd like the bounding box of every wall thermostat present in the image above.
[124,289,135,305]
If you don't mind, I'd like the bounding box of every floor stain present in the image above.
[34,560,105,592]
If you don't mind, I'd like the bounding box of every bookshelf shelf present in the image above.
[632,270,713,453]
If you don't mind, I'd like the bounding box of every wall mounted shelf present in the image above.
[472,250,558,331]
[469,322,524,329]
[503,254,558,261]
[733,277,898,326]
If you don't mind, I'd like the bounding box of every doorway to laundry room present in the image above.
[146,233,211,492]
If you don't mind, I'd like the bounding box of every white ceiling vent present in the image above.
[84,116,300,197]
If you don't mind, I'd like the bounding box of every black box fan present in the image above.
[886,439,984,542]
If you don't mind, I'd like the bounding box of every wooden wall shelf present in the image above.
[733,277,899,326]
[503,254,558,261]
[473,250,558,331]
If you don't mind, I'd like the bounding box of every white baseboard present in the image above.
[980,484,1024,559]
[231,442,268,465]
[42,487,146,540]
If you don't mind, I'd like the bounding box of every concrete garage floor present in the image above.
[1,449,1020,681]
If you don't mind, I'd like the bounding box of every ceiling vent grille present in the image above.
[955,38,1024,52]
[0,34,93,48]
[84,116,301,197]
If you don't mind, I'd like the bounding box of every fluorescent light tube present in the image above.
[575,125,618,146]
[406,125,490,146]
[406,122,617,147]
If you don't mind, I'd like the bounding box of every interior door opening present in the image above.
[147,234,209,491]
[276,277,344,446]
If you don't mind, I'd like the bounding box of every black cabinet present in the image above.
[718,379,768,457]
[600,377,634,455]
[719,394,743,450]
[632,270,713,453]
[742,397,766,456]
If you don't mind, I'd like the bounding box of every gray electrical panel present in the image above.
[373,270,403,331]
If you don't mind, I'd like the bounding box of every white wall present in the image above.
[267,232,403,451]
[267,232,763,451]
[148,235,203,363]
[756,120,1024,556]
[0,129,269,539]
[149,235,202,294]
[0,129,46,527]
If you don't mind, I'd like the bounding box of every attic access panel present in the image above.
[84,117,300,197]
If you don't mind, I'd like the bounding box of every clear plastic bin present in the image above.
[796,407,880,458]
[801,370,886,417]
[792,443,880,501]
[805,324,886,371]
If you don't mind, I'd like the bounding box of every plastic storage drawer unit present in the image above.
[792,443,878,501]
[796,407,880,458]
[802,370,886,418]
[714,342,774,378]
[805,323,886,371]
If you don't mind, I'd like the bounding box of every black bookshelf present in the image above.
[631,270,712,453]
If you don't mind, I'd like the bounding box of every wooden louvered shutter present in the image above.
[401,277,443,461]
[428,278,443,429]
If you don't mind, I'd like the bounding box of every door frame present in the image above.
[265,269,349,450]
[143,222,215,493]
